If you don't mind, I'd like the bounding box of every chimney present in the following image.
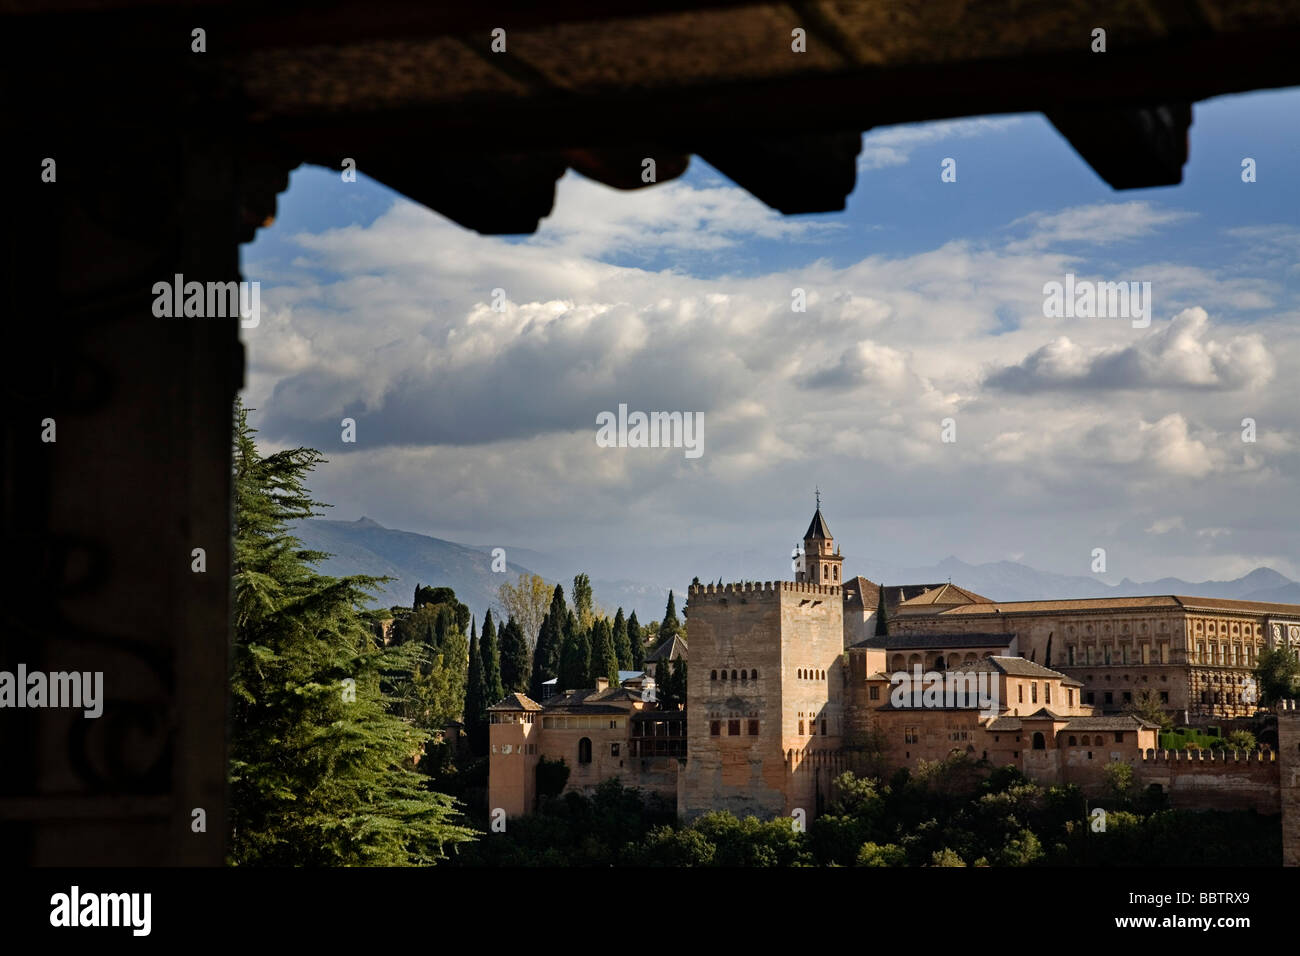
[595,677,610,692]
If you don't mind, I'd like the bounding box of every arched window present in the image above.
[891,654,905,671]
[731,670,737,681]
[740,670,747,682]
[751,670,757,680]
[1068,735,1077,746]
[1032,732,1046,750]
[820,670,825,680]
[797,669,803,679]
[710,670,717,681]
[720,670,727,681]
[934,655,946,671]
[578,737,592,764]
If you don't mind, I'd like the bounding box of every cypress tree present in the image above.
[499,615,531,696]
[558,626,592,692]
[659,591,681,645]
[628,610,644,670]
[657,660,677,708]
[229,398,475,865]
[592,618,619,688]
[465,617,488,753]
[530,613,555,699]
[481,610,505,706]
[572,572,594,632]
[529,585,568,697]
[612,608,632,671]
[672,659,688,706]
[874,583,889,637]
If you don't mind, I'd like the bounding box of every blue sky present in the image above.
[241,87,1300,590]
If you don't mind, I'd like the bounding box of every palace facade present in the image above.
[488,505,1300,863]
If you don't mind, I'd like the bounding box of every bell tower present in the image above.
[796,489,843,586]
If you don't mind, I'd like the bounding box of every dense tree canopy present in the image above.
[229,399,475,865]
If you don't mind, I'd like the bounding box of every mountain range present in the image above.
[289,517,1300,630]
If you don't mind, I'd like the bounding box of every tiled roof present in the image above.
[923,594,1300,616]
[543,704,631,715]
[1017,707,1066,721]
[966,656,1077,681]
[804,508,832,540]
[487,692,542,712]
[897,583,995,606]
[843,577,952,611]
[852,632,1013,650]
[1064,715,1161,731]
[986,717,1022,730]
[646,633,688,662]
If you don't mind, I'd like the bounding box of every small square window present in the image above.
[709,721,721,736]
[747,719,759,736]
[728,719,741,736]
[869,686,879,700]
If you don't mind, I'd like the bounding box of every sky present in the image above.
[241,87,1300,590]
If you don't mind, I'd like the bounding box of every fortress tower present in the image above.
[679,504,846,822]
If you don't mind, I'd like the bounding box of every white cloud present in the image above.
[858,116,1024,170]
[986,307,1274,392]
[1007,200,1194,251]
[241,169,1300,586]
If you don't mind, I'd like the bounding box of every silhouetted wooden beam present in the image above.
[697,131,861,214]
[1047,103,1192,189]
[354,151,567,234]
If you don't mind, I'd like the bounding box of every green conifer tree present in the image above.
[481,609,505,706]
[656,660,677,709]
[659,591,681,645]
[572,573,594,632]
[499,615,531,696]
[592,618,619,687]
[465,617,487,753]
[612,608,632,671]
[558,626,593,691]
[628,610,644,670]
[874,584,889,637]
[229,398,475,865]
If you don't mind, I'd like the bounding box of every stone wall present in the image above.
[680,583,788,820]
[1278,701,1300,866]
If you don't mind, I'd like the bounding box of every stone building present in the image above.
[488,676,681,818]
[885,590,1300,723]
[488,503,1300,862]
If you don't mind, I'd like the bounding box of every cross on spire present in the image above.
[815,486,821,510]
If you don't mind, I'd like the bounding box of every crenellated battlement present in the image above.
[1139,748,1276,765]
[687,580,842,603]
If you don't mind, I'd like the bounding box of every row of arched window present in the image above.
[710,669,757,682]
[797,668,825,680]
